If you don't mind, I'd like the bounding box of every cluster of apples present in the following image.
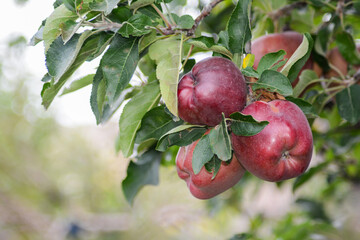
[175,32,314,199]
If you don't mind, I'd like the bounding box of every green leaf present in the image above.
[208,114,232,161]
[204,155,222,180]
[139,30,159,53]
[281,33,314,83]
[43,4,78,52]
[135,105,184,144]
[156,125,206,152]
[192,134,214,175]
[336,85,360,125]
[285,97,317,118]
[129,0,155,10]
[46,31,92,84]
[42,33,100,109]
[89,0,120,15]
[335,31,360,65]
[252,69,293,96]
[226,0,252,54]
[293,70,319,98]
[293,162,328,192]
[122,149,161,204]
[241,66,259,78]
[257,50,286,74]
[187,37,233,59]
[61,74,94,95]
[119,81,161,157]
[90,35,139,124]
[61,19,83,44]
[176,15,195,29]
[149,37,183,117]
[230,112,269,136]
[119,13,156,38]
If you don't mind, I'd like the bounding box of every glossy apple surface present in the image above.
[231,100,313,182]
[251,31,313,86]
[177,57,247,126]
[176,138,245,199]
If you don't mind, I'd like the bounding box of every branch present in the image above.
[268,1,307,21]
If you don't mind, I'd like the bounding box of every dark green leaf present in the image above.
[122,149,161,204]
[241,67,259,78]
[336,84,360,124]
[230,112,269,136]
[135,106,184,144]
[187,37,233,59]
[335,31,360,65]
[208,114,232,161]
[285,96,317,118]
[192,134,214,175]
[119,81,161,157]
[119,13,156,38]
[90,35,139,124]
[257,50,286,74]
[252,69,293,96]
[296,198,331,222]
[204,155,222,180]
[156,126,206,152]
[226,0,251,54]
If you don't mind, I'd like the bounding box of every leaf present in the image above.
[257,50,286,74]
[292,70,318,98]
[336,84,360,125]
[89,0,120,15]
[156,126,206,152]
[119,81,161,157]
[285,97,317,118]
[192,134,214,175]
[129,0,155,10]
[139,30,159,53]
[176,15,195,29]
[241,67,259,78]
[252,69,293,96]
[43,4,78,52]
[230,112,269,136]
[46,31,92,84]
[281,33,314,83]
[242,53,255,68]
[135,105,184,144]
[335,31,360,65]
[293,162,328,192]
[61,19,83,44]
[226,0,252,54]
[61,74,94,95]
[119,13,156,38]
[204,155,222,180]
[187,36,233,59]
[122,149,161,204]
[42,34,100,109]
[149,37,182,117]
[208,114,232,161]
[90,35,140,124]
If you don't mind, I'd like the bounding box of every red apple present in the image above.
[251,31,314,86]
[177,57,247,126]
[176,137,245,199]
[231,100,313,182]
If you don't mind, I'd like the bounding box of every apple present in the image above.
[231,100,313,182]
[251,31,314,86]
[325,46,360,79]
[176,136,246,199]
[177,57,247,126]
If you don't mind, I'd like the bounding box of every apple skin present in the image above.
[231,100,313,182]
[326,46,360,79]
[176,136,246,199]
[251,31,313,86]
[177,57,247,126]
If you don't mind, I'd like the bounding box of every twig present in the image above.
[152,3,172,29]
[268,1,307,21]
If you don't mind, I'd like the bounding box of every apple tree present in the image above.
[32,0,360,238]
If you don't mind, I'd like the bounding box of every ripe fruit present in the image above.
[231,100,313,182]
[251,31,313,86]
[326,46,360,78]
[177,57,247,126]
[176,137,245,199]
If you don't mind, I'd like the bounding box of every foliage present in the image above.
[27,0,360,238]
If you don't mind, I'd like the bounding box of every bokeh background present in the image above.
[1,1,360,240]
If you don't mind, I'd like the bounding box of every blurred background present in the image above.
[1,0,360,240]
